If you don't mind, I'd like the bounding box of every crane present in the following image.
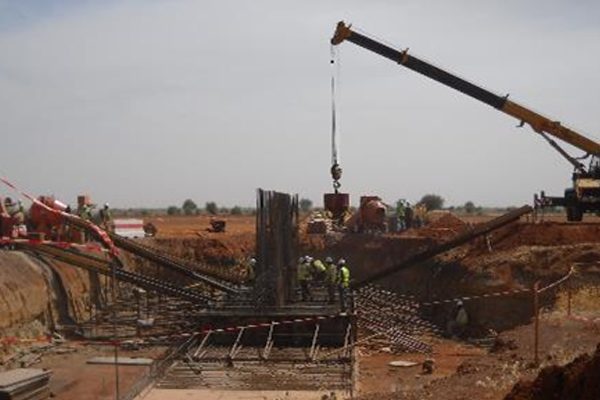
[330,21,600,221]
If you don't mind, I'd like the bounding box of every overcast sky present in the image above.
[1,0,599,208]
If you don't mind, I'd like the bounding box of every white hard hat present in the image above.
[298,256,305,263]
[325,256,333,263]
[337,258,346,266]
[249,258,257,266]
[104,203,110,208]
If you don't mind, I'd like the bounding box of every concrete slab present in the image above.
[0,368,51,388]
[87,357,154,366]
[140,389,345,400]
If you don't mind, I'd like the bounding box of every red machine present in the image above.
[28,196,68,239]
[344,196,387,233]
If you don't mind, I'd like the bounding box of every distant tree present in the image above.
[167,206,181,216]
[419,194,445,211]
[299,198,313,213]
[230,206,243,215]
[182,199,198,216]
[205,201,218,215]
[464,201,476,214]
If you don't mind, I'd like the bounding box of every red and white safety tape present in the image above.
[194,314,343,335]
[420,267,575,307]
[537,266,575,293]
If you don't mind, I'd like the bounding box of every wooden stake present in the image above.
[533,280,540,366]
[567,281,572,317]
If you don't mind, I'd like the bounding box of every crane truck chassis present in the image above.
[331,21,600,221]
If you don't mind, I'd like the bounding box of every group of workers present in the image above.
[297,256,350,310]
[0,195,115,243]
[241,256,351,310]
[76,202,113,231]
[396,200,427,231]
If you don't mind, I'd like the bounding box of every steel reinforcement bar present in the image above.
[64,215,239,294]
[106,232,239,294]
[18,242,213,304]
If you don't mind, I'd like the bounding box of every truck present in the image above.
[331,21,600,221]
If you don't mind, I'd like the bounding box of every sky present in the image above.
[1,0,599,208]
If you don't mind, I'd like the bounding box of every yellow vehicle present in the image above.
[331,21,600,222]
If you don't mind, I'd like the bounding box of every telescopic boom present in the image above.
[331,21,600,168]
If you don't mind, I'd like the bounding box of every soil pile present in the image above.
[407,213,469,240]
[505,344,600,400]
[488,222,600,251]
[428,213,468,231]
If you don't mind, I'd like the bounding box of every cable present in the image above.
[330,45,343,192]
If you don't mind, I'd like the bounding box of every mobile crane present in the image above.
[330,21,600,221]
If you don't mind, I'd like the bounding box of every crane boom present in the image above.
[331,21,600,159]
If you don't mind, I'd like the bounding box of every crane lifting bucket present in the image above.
[324,193,350,218]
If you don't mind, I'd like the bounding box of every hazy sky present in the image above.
[1,1,599,208]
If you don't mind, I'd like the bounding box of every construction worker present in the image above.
[311,257,327,282]
[3,198,24,237]
[297,256,312,301]
[447,300,469,338]
[325,256,337,304]
[405,202,414,229]
[337,258,350,311]
[396,200,406,231]
[78,202,93,221]
[77,202,94,242]
[245,257,256,284]
[6,198,24,224]
[4,197,16,216]
[99,203,113,231]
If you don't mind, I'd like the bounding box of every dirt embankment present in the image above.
[149,235,254,266]
[0,251,96,336]
[505,344,600,400]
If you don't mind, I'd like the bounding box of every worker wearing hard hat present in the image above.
[311,258,327,282]
[5,198,25,225]
[4,197,16,216]
[297,256,313,302]
[337,258,350,311]
[245,257,256,284]
[396,200,406,231]
[99,203,113,231]
[325,256,337,304]
[77,201,94,242]
[3,198,25,237]
[447,300,469,338]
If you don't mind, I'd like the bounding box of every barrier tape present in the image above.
[420,287,531,307]
[0,176,119,257]
[47,313,349,347]
[538,266,575,293]
[195,314,343,335]
[419,267,575,307]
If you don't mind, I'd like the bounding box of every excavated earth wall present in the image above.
[303,220,600,333]
[0,250,96,336]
